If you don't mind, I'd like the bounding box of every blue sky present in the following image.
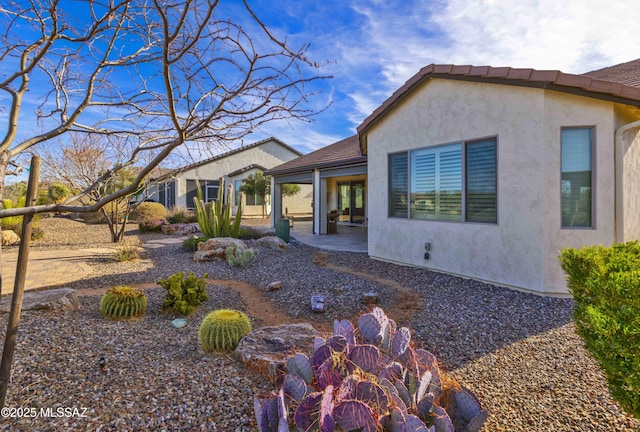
[4,0,640,184]
[238,0,640,154]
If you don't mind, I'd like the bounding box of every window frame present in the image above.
[388,136,498,224]
[560,126,595,229]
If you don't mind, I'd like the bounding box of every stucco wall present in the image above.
[366,79,621,295]
[173,139,301,208]
[622,125,640,241]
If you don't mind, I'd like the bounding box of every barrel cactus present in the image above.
[99,285,147,320]
[254,307,488,432]
[199,309,252,352]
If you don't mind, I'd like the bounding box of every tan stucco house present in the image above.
[148,137,311,217]
[270,59,640,296]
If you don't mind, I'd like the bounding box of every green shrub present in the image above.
[183,235,207,252]
[48,182,72,204]
[226,242,258,268]
[237,226,263,240]
[559,241,640,418]
[157,271,209,316]
[166,206,197,224]
[1,197,25,228]
[130,201,167,223]
[198,309,252,352]
[99,286,147,320]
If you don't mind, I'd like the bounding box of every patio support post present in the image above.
[313,169,321,234]
[271,178,281,229]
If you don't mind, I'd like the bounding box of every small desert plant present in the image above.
[226,242,258,268]
[99,286,147,320]
[114,240,143,262]
[157,271,209,316]
[255,307,487,432]
[198,309,252,352]
[194,177,243,238]
[130,201,167,223]
[183,235,207,252]
[560,242,640,419]
[167,206,197,224]
[138,219,165,233]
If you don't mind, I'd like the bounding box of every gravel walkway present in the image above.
[0,218,638,431]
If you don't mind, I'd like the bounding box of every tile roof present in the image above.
[357,62,640,152]
[583,58,640,88]
[152,137,301,182]
[265,135,365,176]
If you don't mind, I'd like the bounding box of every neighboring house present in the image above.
[148,137,310,217]
[266,135,367,233]
[270,59,640,296]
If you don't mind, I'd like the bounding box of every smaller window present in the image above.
[561,128,593,228]
[234,180,242,206]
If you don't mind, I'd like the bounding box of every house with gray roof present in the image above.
[149,137,311,217]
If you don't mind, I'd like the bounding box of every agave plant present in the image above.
[254,307,487,432]
[193,177,243,238]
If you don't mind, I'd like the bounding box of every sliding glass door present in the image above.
[338,181,365,224]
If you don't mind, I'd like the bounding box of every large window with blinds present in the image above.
[561,127,593,228]
[389,137,497,223]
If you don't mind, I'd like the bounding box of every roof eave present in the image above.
[266,156,368,177]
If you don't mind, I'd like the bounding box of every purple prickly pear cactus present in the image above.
[276,389,290,432]
[404,413,430,431]
[348,344,382,374]
[259,396,279,432]
[320,385,335,432]
[447,386,488,432]
[379,361,405,382]
[431,404,455,432]
[326,335,348,353]
[395,378,413,410]
[391,326,412,360]
[414,371,433,405]
[294,392,322,431]
[334,400,377,432]
[283,373,307,404]
[317,359,345,390]
[333,319,356,346]
[353,380,390,414]
[416,394,434,422]
[286,353,313,384]
[314,336,326,350]
[358,312,384,344]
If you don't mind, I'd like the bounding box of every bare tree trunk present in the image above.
[0,151,9,300]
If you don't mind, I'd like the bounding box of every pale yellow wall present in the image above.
[173,139,301,209]
[366,79,624,295]
[282,184,313,216]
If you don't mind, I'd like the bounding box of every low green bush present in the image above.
[114,240,143,262]
[157,271,209,316]
[183,235,207,252]
[130,202,167,223]
[166,206,197,224]
[559,241,640,419]
[237,226,263,240]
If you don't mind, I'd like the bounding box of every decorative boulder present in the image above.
[362,291,380,305]
[161,223,199,235]
[1,288,81,313]
[311,295,326,313]
[2,230,20,246]
[236,323,319,382]
[193,237,240,262]
[264,281,283,292]
[256,236,289,250]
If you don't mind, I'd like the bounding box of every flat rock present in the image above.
[311,295,326,313]
[264,281,283,291]
[256,236,289,250]
[2,230,20,246]
[236,323,319,383]
[0,288,81,313]
[161,223,200,235]
[363,291,380,305]
[194,237,242,262]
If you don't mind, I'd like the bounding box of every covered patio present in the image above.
[289,220,367,253]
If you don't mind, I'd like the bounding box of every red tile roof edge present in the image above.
[357,64,640,151]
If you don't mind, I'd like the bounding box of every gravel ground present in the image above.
[1,217,638,431]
